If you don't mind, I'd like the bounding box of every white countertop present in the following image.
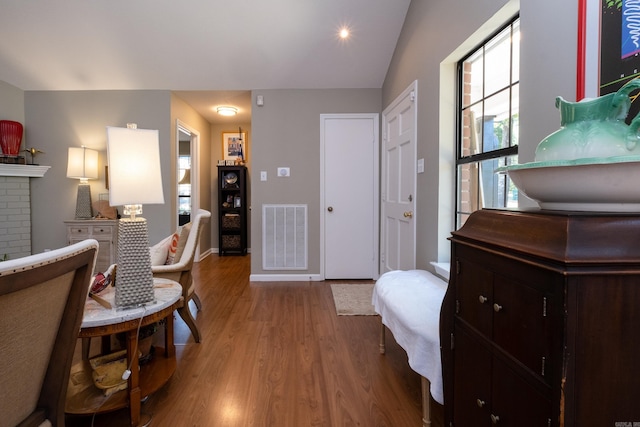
[82,278,182,328]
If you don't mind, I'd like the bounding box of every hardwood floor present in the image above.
[66,254,443,427]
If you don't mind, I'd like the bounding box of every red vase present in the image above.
[0,120,24,156]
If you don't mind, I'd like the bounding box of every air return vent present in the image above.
[262,204,307,270]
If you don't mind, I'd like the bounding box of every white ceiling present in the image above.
[0,1,411,123]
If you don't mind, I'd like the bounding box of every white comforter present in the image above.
[372,269,447,404]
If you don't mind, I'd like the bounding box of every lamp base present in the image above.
[75,183,93,219]
[114,217,155,308]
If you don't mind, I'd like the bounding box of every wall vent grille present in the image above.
[262,204,307,270]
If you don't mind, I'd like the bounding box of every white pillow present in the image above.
[150,238,170,266]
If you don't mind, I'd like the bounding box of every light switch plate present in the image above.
[260,171,267,181]
[417,158,425,174]
[277,167,290,177]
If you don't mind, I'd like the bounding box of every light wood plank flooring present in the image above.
[66,254,443,427]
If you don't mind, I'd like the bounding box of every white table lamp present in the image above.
[67,147,99,219]
[107,124,164,308]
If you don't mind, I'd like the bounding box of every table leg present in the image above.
[126,328,141,427]
[165,313,176,358]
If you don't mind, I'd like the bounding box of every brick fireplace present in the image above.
[0,164,50,260]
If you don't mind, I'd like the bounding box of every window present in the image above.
[456,16,520,228]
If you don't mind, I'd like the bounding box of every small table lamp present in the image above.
[107,124,164,308]
[67,147,99,219]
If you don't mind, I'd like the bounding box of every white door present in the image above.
[381,81,417,273]
[321,114,379,279]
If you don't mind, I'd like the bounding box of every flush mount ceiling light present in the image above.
[339,27,350,39]
[217,106,238,116]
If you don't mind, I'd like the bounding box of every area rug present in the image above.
[330,283,377,316]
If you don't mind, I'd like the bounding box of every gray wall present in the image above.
[24,90,178,253]
[0,80,24,125]
[382,0,578,269]
[250,88,381,277]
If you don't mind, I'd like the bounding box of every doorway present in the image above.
[176,120,200,254]
[320,113,379,280]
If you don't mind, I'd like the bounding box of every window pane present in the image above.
[485,26,512,95]
[460,103,483,157]
[484,89,511,150]
[462,50,483,107]
[478,155,518,210]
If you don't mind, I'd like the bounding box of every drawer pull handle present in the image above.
[478,295,488,304]
[476,398,485,408]
[493,303,503,313]
[491,414,500,424]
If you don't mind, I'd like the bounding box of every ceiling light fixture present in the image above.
[339,27,350,39]
[217,106,238,116]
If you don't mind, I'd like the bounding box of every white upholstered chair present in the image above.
[0,239,98,427]
[150,209,211,343]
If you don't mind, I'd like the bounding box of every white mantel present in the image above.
[0,165,50,259]
[0,164,50,177]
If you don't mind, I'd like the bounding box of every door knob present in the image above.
[327,206,333,212]
[403,211,413,218]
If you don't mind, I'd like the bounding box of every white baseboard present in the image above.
[250,273,323,282]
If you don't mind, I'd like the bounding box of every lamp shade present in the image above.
[66,147,99,180]
[106,126,165,207]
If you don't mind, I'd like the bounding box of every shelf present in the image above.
[0,164,50,177]
[65,347,176,415]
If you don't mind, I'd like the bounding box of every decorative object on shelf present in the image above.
[107,123,164,308]
[0,155,26,164]
[23,147,44,165]
[92,199,117,219]
[224,172,238,187]
[90,350,128,396]
[67,146,99,219]
[0,120,23,156]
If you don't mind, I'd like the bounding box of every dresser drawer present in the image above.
[65,220,117,274]
[90,225,113,237]
[455,258,493,337]
[68,226,90,236]
[455,252,560,384]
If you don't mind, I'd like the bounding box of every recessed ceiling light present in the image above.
[339,27,350,39]
[217,106,238,116]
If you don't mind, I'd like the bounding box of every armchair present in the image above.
[0,239,98,427]
[150,209,211,343]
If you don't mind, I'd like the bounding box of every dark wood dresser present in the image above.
[440,209,640,427]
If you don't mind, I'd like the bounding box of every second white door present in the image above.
[321,114,379,279]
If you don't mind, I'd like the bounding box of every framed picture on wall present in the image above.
[222,132,247,162]
[577,0,640,101]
